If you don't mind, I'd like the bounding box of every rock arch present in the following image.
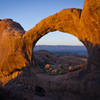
[0,0,100,78]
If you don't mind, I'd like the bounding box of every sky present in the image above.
[0,0,85,45]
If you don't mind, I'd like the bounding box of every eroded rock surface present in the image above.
[1,0,100,77]
[0,19,26,76]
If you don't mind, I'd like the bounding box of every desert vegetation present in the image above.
[35,50,87,75]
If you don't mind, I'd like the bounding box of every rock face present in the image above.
[1,0,100,76]
[0,0,100,99]
[0,19,26,76]
[23,0,100,72]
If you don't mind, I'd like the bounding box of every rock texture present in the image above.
[0,19,26,76]
[0,0,100,99]
[0,19,33,82]
[1,0,100,76]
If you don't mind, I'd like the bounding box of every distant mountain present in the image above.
[34,45,88,57]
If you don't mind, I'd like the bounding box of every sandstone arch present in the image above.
[0,0,100,79]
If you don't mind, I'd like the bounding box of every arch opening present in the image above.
[33,31,88,74]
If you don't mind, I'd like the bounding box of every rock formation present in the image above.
[0,0,100,99]
[0,19,26,77]
[23,0,100,73]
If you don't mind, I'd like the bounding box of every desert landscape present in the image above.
[0,0,100,100]
[0,50,88,100]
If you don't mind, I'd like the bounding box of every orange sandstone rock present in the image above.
[0,0,100,83]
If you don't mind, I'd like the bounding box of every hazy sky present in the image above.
[0,0,85,45]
